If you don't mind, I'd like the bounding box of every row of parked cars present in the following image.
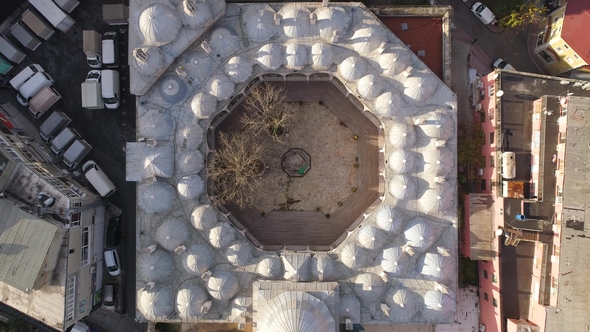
[81,30,121,110]
[9,64,59,116]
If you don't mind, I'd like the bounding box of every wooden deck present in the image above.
[213,81,382,248]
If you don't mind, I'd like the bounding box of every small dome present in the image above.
[354,273,386,302]
[284,43,308,70]
[177,175,204,200]
[380,246,410,276]
[282,253,311,281]
[374,204,407,234]
[177,0,212,30]
[159,75,188,105]
[226,243,253,266]
[206,74,235,101]
[138,182,175,214]
[191,205,218,231]
[419,252,454,282]
[139,3,182,46]
[242,4,276,42]
[184,51,213,83]
[190,92,217,118]
[387,150,416,174]
[310,254,334,281]
[182,244,213,276]
[404,75,438,103]
[176,281,210,319]
[351,23,386,54]
[423,291,456,322]
[256,43,283,70]
[423,147,454,176]
[208,223,235,249]
[132,47,164,77]
[378,50,411,77]
[209,27,241,58]
[339,242,366,269]
[138,108,175,140]
[155,218,190,251]
[357,223,386,250]
[374,91,403,118]
[315,6,350,41]
[279,3,311,38]
[176,125,203,150]
[257,256,282,278]
[224,56,253,83]
[139,287,174,320]
[387,122,416,149]
[229,294,253,322]
[207,270,239,302]
[418,110,454,140]
[383,287,421,322]
[388,174,417,200]
[177,150,205,175]
[137,250,174,282]
[357,74,384,100]
[310,43,333,70]
[338,56,366,82]
[404,218,436,252]
[420,183,455,214]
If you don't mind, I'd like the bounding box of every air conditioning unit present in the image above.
[175,245,187,255]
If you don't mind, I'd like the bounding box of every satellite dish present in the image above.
[495,229,503,236]
[496,90,504,97]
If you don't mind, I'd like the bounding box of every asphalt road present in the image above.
[0,0,141,330]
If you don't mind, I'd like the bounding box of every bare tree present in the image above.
[208,131,264,208]
[241,83,294,142]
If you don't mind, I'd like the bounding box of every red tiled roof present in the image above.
[561,0,590,64]
[378,17,443,80]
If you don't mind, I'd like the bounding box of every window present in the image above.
[480,179,487,191]
[81,227,90,266]
[564,44,570,50]
[484,292,489,301]
[488,85,495,98]
[488,108,495,121]
[555,47,562,54]
[492,297,498,307]
[482,269,489,279]
[537,28,545,46]
[490,155,495,167]
[574,54,580,60]
[553,16,559,23]
[492,273,497,283]
[489,132,495,145]
[78,299,86,315]
[565,57,574,64]
[539,50,554,63]
[65,277,76,323]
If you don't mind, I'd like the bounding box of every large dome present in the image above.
[137,250,174,282]
[182,244,213,276]
[138,182,175,214]
[139,287,174,320]
[155,218,190,251]
[139,3,182,46]
[209,27,241,58]
[242,4,276,42]
[278,4,311,38]
[257,291,336,332]
[207,270,239,302]
[176,281,210,319]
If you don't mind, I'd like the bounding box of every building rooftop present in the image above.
[561,0,590,64]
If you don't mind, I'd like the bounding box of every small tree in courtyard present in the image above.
[241,82,294,142]
[500,3,547,28]
[208,131,265,208]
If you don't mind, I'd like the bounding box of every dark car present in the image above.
[105,217,121,248]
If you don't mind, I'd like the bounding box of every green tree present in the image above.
[0,319,37,332]
[500,3,547,28]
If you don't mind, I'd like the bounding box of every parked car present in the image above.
[51,127,80,156]
[83,30,102,68]
[63,139,92,169]
[82,70,104,109]
[104,248,121,276]
[101,70,119,109]
[70,322,99,332]
[103,283,116,311]
[17,72,55,106]
[9,64,44,90]
[39,111,71,143]
[82,160,116,197]
[493,58,516,71]
[28,86,61,119]
[0,35,26,64]
[102,31,119,68]
[471,2,496,25]
[105,217,121,248]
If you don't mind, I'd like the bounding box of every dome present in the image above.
[177,150,205,176]
[404,218,436,252]
[357,74,384,100]
[278,4,311,38]
[182,244,213,276]
[357,223,386,250]
[208,223,235,249]
[138,108,175,140]
[381,246,410,276]
[284,43,307,70]
[387,122,416,148]
[176,281,210,319]
[310,253,334,281]
[340,294,361,322]
[229,294,252,322]
[177,175,204,200]
[206,74,235,101]
[422,291,456,322]
[139,3,181,46]
[138,182,175,214]
[207,270,239,302]
[256,43,282,70]
[177,0,212,30]
[257,291,336,332]
[419,252,454,282]
[155,218,190,251]
[351,24,386,54]
[354,273,386,302]
[423,147,454,176]
[257,256,282,278]
[310,43,333,70]
[339,242,367,269]
[137,250,174,282]
[383,287,421,322]
[404,75,438,103]
[176,125,203,150]
[374,91,403,118]
[209,27,241,58]
[159,75,188,105]
[191,205,218,230]
[338,56,366,82]
[139,287,174,320]
[387,150,416,174]
[378,50,411,77]
[224,56,253,83]
[132,47,164,77]
[184,51,213,83]
[420,183,455,214]
[242,4,276,42]
[137,144,174,180]
[374,204,407,234]
[226,243,253,266]
[388,174,417,200]
[315,6,350,41]
[282,253,311,281]
[418,110,454,140]
[190,92,217,118]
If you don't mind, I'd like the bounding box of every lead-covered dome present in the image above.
[139,3,182,46]
[339,242,367,269]
[208,223,235,249]
[310,253,334,281]
[176,281,210,319]
[381,246,410,276]
[378,49,411,77]
[357,74,384,101]
[354,273,386,302]
[139,286,174,320]
[138,250,174,282]
[190,92,217,119]
[256,43,283,70]
[310,43,333,70]
[258,291,336,332]
[206,74,235,101]
[403,218,436,252]
[339,56,367,82]
[387,150,416,174]
[423,291,456,322]
[184,51,213,83]
[374,91,403,118]
[182,244,213,276]
[176,124,203,150]
[314,6,350,41]
[387,122,416,149]
[374,204,407,234]
[191,204,218,231]
[209,27,241,58]
[242,4,276,42]
[177,175,204,200]
[155,218,190,251]
[226,243,253,266]
[177,150,205,176]
[351,22,386,54]
[423,147,454,177]
[420,183,455,214]
[207,270,239,302]
[278,3,311,38]
[284,43,308,70]
[138,182,175,214]
[257,256,283,278]
[419,252,455,282]
[177,0,212,30]
[383,287,422,322]
[132,47,164,77]
[224,56,253,83]
[357,223,386,250]
[388,174,417,200]
[404,75,438,103]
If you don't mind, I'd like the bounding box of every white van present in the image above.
[104,248,121,276]
[82,160,116,197]
[29,86,61,119]
[17,72,55,106]
[502,152,516,179]
[102,31,119,68]
[10,64,44,90]
[101,70,120,109]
